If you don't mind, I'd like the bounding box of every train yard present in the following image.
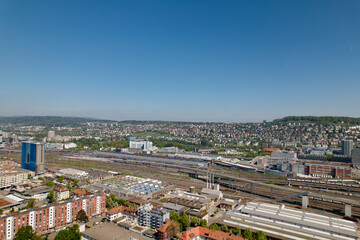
[6,150,360,220]
[53,151,360,219]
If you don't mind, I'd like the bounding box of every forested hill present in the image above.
[0,116,107,126]
[273,116,360,125]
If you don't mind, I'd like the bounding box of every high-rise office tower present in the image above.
[341,139,353,156]
[352,148,360,167]
[21,142,45,174]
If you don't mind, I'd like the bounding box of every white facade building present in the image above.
[271,150,297,159]
[129,140,154,151]
[221,202,358,240]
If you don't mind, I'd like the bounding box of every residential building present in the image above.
[54,184,69,201]
[0,169,34,189]
[156,219,179,240]
[342,139,353,156]
[21,142,45,175]
[0,193,106,240]
[106,205,137,222]
[47,131,55,141]
[72,188,91,197]
[137,203,170,229]
[179,226,244,240]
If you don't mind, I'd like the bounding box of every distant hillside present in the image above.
[273,116,360,125]
[0,116,108,126]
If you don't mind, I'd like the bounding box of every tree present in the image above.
[14,226,34,240]
[76,209,89,223]
[47,190,56,203]
[221,225,229,232]
[66,182,72,191]
[255,231,267,240]
[165,221,180,239]
[58,176,64,183]
[14,226,43,240]
[199,219,207,228]
[209,223,220,231]
[46,180,54,187]
[106,195,118,209]
[73,179,79,186]
[24,198,35,209]
[170,210,180,222]
[180,213,190,231]
[54,224,80,240]
[231,226,241,236]
[243,228,253,240]
[0,208,3,215]
[190,217,199,227]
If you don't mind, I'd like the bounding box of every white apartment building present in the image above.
[137,203,170,229]
[0,170,33,189]
[54,184,70,201]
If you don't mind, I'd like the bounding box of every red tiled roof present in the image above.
[157,219,172,233]
[54,184,69,192]
[262,148,281,152]
[106,205,137,216]
[72,188,90,197]
[0,199,11,207]
[149,201,162,208]
[179,226,244,240]
[128,197,146,205]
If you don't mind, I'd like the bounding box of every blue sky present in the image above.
[0,0,359,122]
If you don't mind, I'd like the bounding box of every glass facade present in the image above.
[21,142,45,174]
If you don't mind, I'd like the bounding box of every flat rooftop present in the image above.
[81,222,151,240]
[220,202,359,240]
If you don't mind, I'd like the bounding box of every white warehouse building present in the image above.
[219,202,359,240]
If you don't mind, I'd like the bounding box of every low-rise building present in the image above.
[219,198,238,210]
[218,202,359,240]
[54,184,69,201]
[72,188,91,197]
[156,219,179,240]
[304,163,351,178]
[81,222,151,240]
[106,205,137,222]
[271,150,297,159]
[179,226,244,240]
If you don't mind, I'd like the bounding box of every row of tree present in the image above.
[274,116,360,125]
[170,211,267,240]
[106,193,136,209]
[13,224,82,240]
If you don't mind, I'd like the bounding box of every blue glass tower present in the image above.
[21,142,45,174]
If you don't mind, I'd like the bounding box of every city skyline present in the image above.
[0,0,359,122]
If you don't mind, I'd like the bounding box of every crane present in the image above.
[0,146,12,166]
